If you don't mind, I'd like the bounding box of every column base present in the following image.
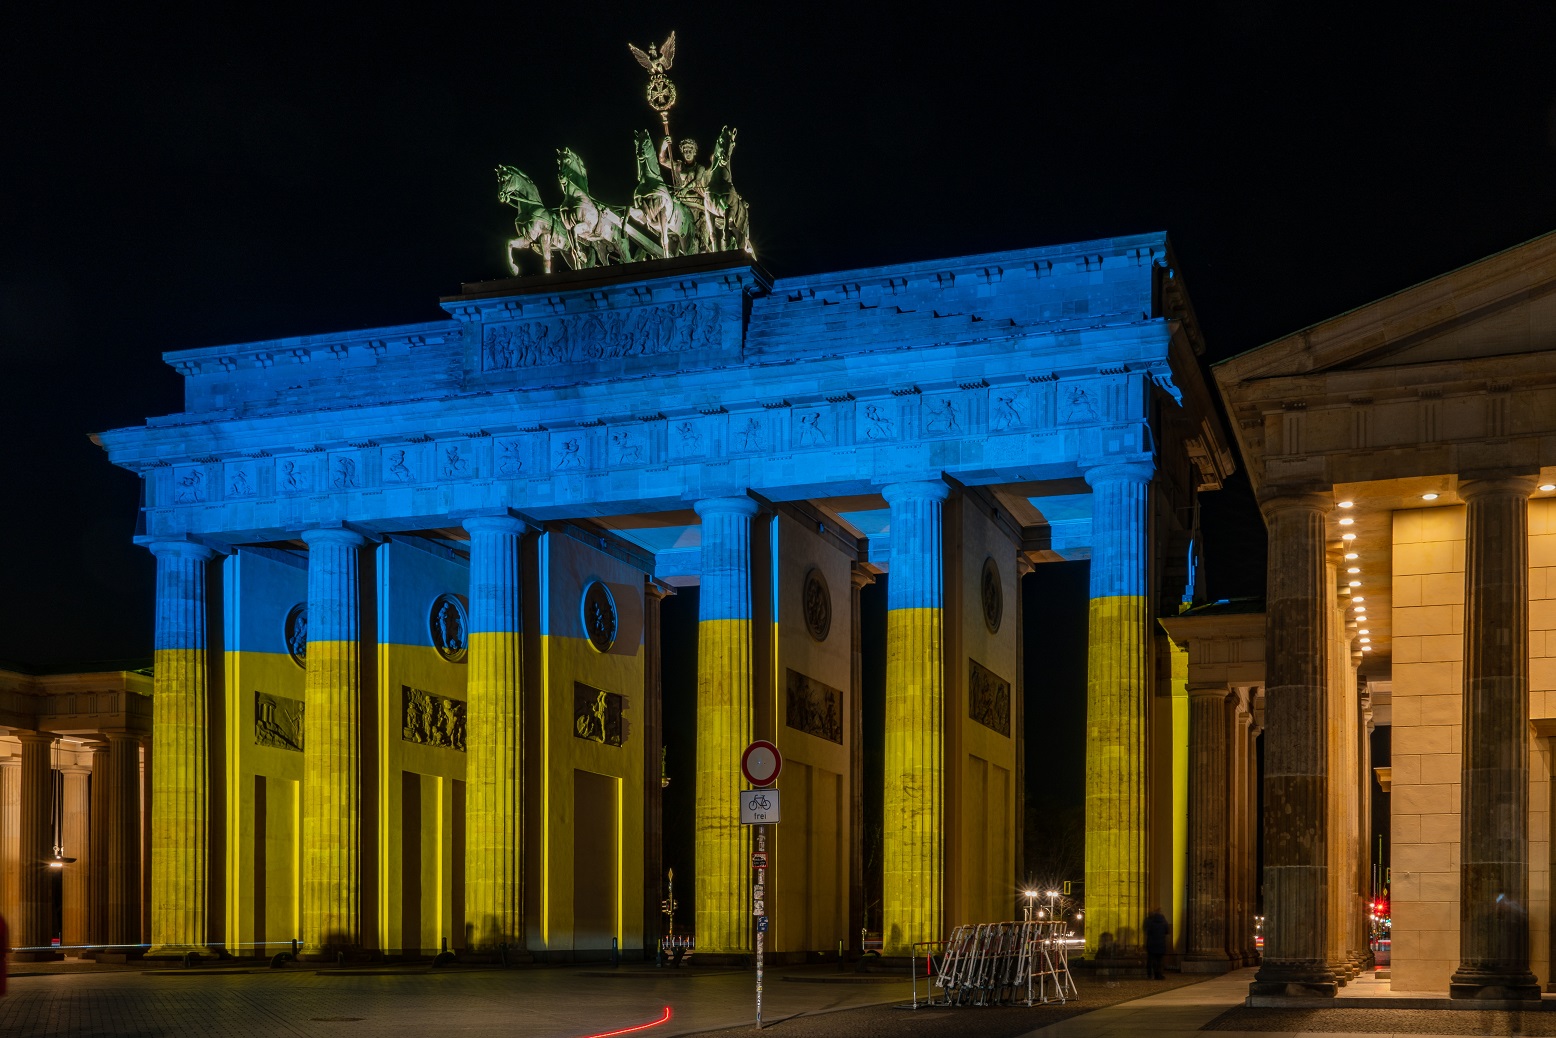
[10,950,64,963]
[1181,954,1234,974]
[1250,963,1338,998]
[1449,969,1542,1001]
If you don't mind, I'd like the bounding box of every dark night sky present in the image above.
[4,4,1556,666]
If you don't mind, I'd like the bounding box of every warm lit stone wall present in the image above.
[1391,502,1552,992]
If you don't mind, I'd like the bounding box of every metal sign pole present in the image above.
[755,823,766,1028]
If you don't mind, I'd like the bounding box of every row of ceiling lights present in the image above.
[1332,484,1556,659]
[1336,500,1371,654]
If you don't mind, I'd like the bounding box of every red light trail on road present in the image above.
[578,1006,673,1038]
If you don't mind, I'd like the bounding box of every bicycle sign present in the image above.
[740,788,781,824]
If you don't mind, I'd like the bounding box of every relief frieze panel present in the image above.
[480,300,725,373]
[435,439,479,480]
[968,658,1011,737]
[402,685,467,751]
[255,690,304,751]
[276,456,317,494]
[225,461,259,498]
[785,668,843,744]
[574,681,626,746]
[328,450,364,490]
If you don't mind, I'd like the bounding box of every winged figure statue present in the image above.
[628,32,676,75]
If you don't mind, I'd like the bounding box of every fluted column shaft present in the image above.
[1083,462,1153,959]
[463,515,525,952]
[643,581,669,955]
[146,538,214,955]
[694,495,759,953]
[106,733,143,948]
[1185,684,1232,967]
[1251,491,1337,997]
[849,567,874,953]
[1451,476,1540,1000]
[301,527,366,954]
[15,733,56,956]
[882,480,949,954]
[0,758,19,933]
[61,763,91,948]
[88,744,110,947]
[1244,723,1262,964]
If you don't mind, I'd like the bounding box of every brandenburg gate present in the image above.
[97,232,1233,961]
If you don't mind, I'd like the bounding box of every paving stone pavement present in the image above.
[7,962,1534,1038]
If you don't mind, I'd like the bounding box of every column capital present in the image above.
[1256,487,1333,521]
[645,579,677,601]
[1187,682,1232,701]
[881,479,950,505]
[17,730,56,748]
[1458,474,1539,501]
[1082,461,1155,488]
[850,565,879,591]
[140,537,215,561]
[462,514,527,537]
[694,494,760,519]
[300,526,368,548]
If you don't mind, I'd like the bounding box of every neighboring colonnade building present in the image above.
[97,236,1233,961]
[0,664,152,959]
[1216,231,1556,1000]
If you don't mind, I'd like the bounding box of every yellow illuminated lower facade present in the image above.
[1085,593,1150,957]
[883,605,943,955]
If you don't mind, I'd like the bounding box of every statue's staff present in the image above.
[629,32,678,141]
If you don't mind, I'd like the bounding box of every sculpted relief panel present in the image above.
[968,658,1011,737]
[785,668,843,744]
[481,301,725,373]
[402,685,468,751]
[255,691,304,751]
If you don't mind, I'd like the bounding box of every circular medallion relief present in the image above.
[582,580,619,653]
[981,556,1003,634]
[430,593,469,663]
[802,567,831,642]
[284,603,308,667]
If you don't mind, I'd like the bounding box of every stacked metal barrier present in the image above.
[910,920,1079,1007]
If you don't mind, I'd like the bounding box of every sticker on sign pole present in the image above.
[752,851,768,869]
[741,740,782,787]
[757,916,769,933]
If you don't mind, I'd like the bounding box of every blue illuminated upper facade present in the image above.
[99,233,1232,578]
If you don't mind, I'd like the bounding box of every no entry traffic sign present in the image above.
[741,740,782,787]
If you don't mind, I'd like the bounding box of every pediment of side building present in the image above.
[1218,230,1556,385]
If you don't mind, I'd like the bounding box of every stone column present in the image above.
[60,760,91,950]
[106,733,144,950]
[1082,462,1153,961]
[1450,475,1540,1000]
[1184,683,1232,971]
[301,526,366,955]
[145,537,214,956]
[1359,691,1375,969]
[848,566,874,953]
[882,480,949,954]
[643,580,671,956]
[1229,691,1254,965]
[16,732,57,959]
[88,743,110,948]
[1250,491,1337,997]
[1245,721,1262,965]
[0,756,19,933]
[694,495,760,954]
[462,515,525,953]
[141,737,152,945]
[1324,555,1351,981]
